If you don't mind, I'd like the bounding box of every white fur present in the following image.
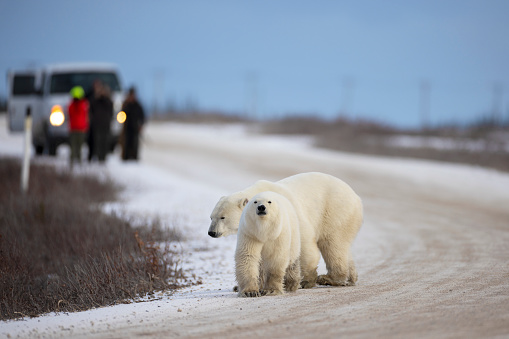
[235,191,301,297]
[209,172,363,288]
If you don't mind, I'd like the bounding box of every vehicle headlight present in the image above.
[50,105,65,126]
[117,111,126,124]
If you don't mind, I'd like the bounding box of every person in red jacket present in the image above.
[67,86,89,166]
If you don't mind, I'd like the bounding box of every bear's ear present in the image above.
[239,198,249,208]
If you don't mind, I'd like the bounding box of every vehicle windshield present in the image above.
[12,75,36,95]
[49,72,121,95]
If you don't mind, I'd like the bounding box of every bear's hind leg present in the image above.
[317,240,350,286]
[283,259,301,292]
[347,258,358,286]
[317,258,357,286]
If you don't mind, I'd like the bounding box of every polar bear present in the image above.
[209,172,362,288]
[235,191,301,297]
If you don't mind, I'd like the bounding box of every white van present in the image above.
[7,62,125,155]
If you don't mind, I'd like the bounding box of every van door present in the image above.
[7,71,38,132]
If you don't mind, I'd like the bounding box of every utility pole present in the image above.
[21,107,32,193]
[491,82,503,125]
[153,69,165,116]
[340,76,355,119]
[419,80,431,130]
[245,72,258,120]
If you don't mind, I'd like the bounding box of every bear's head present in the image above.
[252,195,272,217]
[208,194,249,238]
[242,191,283,241]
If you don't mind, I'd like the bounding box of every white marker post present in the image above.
[21,107,32,194]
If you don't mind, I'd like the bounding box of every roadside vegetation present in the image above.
[151,110,248,124]
[154,110,509,172]
[260,116,509,172]
[0,158,191,321]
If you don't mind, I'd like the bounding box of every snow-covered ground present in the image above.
[385,133,509,153]
[1,114,509,338]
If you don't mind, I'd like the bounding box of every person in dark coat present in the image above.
[86,79,103,162]
[121,87,145,161]
[89,83,113,162]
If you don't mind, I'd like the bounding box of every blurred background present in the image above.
[1,0,508,128]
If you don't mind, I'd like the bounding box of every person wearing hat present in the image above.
[67,86,89,166]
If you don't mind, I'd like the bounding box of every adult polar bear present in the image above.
[209,172,363,288]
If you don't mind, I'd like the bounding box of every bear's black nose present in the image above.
[208,231,220,238]
[257,205,266,212]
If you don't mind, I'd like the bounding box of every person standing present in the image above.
[67,86,89,166]
[121,87,145,161]
[86,79,103,162]
[89,83,113,162]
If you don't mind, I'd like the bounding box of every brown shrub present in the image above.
[0,158,190,320]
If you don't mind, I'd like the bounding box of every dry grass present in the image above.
[152,110,248,124]
[152,110,509,171]
[260,116,509,173]
[0,158,192,320]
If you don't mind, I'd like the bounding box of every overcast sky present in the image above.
[1,0,508,127]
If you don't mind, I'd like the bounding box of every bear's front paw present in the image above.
[260,289,283,296]
[284,281,300,292]
[239,290,261,298]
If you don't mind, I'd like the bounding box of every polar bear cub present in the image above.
[235,191,301,297]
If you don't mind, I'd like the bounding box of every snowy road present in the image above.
[2,116,509,338]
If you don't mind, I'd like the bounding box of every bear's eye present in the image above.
[268,201,271,204]
[254,201,258,204]
[220,217,225,220]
